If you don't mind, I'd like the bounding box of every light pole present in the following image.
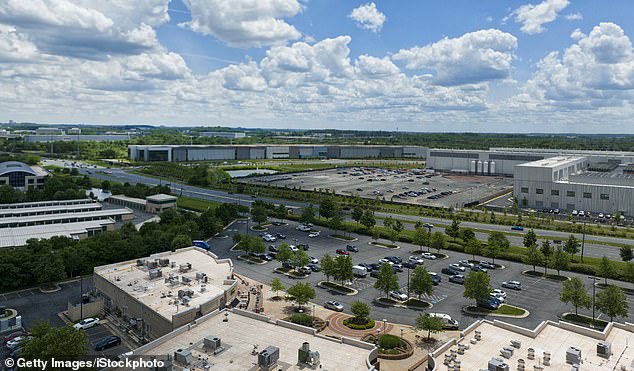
[400,328,404,340]
[383,319,387,333]
[312,304,316,325]
[406,266,411,297]
[589,275,600,327]
[580,222,587,263]
[79,274,83,320]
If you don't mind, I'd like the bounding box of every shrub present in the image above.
[569,263,597,276]
[378,334,401,349]
[289,313,313,327]
[343,318,375,330]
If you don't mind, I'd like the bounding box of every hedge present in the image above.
[378,334,401,349]
[289,313,313,327]
[343,318,376,330]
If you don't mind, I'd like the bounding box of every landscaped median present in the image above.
[361,333,414,360]
[373,297,432,310]
[560,312,608,330]
[522,270,570,281]
[236,255,266,264]
[274,267,309,279]
[329,234,358,242]
[317,281,358,295]
[368,241,400,249]
[285,313,327,332]
[463,304,529,318]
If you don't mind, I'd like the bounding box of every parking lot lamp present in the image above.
[589,275,600,327]
[580,222,586,263]
[312,304,316,324]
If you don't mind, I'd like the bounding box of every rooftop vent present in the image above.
[174,349,192,365]
[148,268,162,279]
[179,263,192,272]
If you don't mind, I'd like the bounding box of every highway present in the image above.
[82,168,633,261]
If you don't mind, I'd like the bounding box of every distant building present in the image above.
[35,127,64,135]
[0,161,50,190]
[94,247,237,341]
[200,131,246,139]
[24,134,131,142]
[67,128,81,135]
[108,193,177,214]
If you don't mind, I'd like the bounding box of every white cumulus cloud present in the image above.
[564,13,583,21]
[181,0,302,48]
[512,0,569,35]
[349,2,386,33]
[392,29,517,86]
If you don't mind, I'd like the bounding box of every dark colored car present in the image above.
[257,254,273,261]
[429,273,441,285]
[275,233,286,239]
[441,267,459,275]
[3,331,29,344]
[385,256,402,264]
[471,265,488,273]
[370,270,380,278]
[368,263,380,271]
[346,244,359,252]
[336,249,349,255]
[479,298,501,310]
[298,244,310,250]
[94,335,121,351]
[307,264,321,272]
[402,261,417,269]
[268,245,278,252]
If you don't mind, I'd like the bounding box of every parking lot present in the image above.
[239,167,513,208]
[214,218,634,330]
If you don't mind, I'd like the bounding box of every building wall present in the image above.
[146,200,176,214]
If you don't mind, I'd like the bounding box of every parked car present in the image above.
[307,264,321,272]
[392,264,404,272]
[6,336,30,350]
[389,290,408,301]
[385,256,402,264]
[289,245,299,252]
[479,261,496,269]
[346,244,359,252]
[480,298,501,310]
[370,270,380,278]
[73,317,100,330]
[94,335,122,351]
[324,300,344,312]
[3,330,29,344]
[429,272,441,285]
[471,265,488,273]
[502,281,522,290]
[268,245,278,253]
[421,252,437,260]
[308,232,320,238]
[336,249,349,255]
[511,226,524,231]
[402,261,417,269]
[490,293,505,303]
[257,254,273,261]
[449,275,465,284]
[428,313,459,330]
[275,233,286,239]
[409,256,425,265]
[368,263,380,271]
[491,289,507,298]
[441,267,459,275]
[448,263,466,272]
[298,266,312,275]
[296,225,312,231]
[309,257,319,264]
[458,260,474,268]
[298,243,310,250]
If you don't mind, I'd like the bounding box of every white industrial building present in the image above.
[199,131,246,139]
[514,156,634,216]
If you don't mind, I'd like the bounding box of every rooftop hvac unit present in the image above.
[488,357,509,371]
[174,349,192,365]
[179,263,192,272]
[147,261,158,269]
[566,347,581,365]
[204,336,221,350]
[149,268,162,279]
[181,276,192,284]
[597,341,611,358]
[298,342,320,366]
[200,284,206,293]
[196,272,207,280]
[136,259,145,266]
[158,258,170,267]
[258,346,280,369]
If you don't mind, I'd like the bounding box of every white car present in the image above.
[378,258,394,265]
[73,317,100,330]
[6,336,30,350]
[324,300,344,312]
[449,263,466,272]
[408,256,425,265]
[421,252,437,260]
[289,245,299,252]
[389,290,408,301]
[308,232,320,238]
[262,235,277,242]
[309,257,319,264]
[296,225,311,232]
[491,289,507,298]
[502,281,522,290]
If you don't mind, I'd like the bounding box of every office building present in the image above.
[0,161,50,191]
[24,134,131,142]
[108,193,177,214]
[199,131,246,139]
[94,247,237,341]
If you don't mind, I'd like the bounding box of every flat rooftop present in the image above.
[94,247,233,321]
[0,198,96,209]
[515,156,585,168]
[146,193,177,202]
[109,194,146,204]
[131,309,372,371]
[433,320,634,371]
[0,219,115,247]
[0,202,102,218]
[0,208,133,226]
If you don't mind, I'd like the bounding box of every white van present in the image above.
[428,313,459,330]
[352,265,368,278]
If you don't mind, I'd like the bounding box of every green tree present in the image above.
[34,248,66,284]
[270,278,285,298]
[410,266,433,299]
[523,229,537,248]
[276,243,293,266]
[374,263,399,299]
[319,198,337,220]
[274,204,288,223]
[351,301,371,323]
[430,232,446,254]
[291,249,310,270]
[246,236,266,255]
[333,255,354,286]
[251,205,268,224]
[321,254,335,282]
[598,256,616,285]
[560,277,591,315]
[371,227,380,241]
[287,283,316,309]
[540,240,553,276]
[351,206,364,225]
[300,204,316,224]
[463,271,492,306]
[460,228,476,243]
[464,238,482,261]
[445,218,461,241]
[329,212,344,236]
[620,246,634,262]
[360,210,376,230]
[415,313,444,340]
[524,244,543,272]
[551,246,570,277]
[21,322,87,361]
[487,231,510,265]
[172,234,192,249]
[412,227,429,253]
[563,235,580,261]
[596,285,629,322]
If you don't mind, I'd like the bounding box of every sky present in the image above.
[0,0,633,133]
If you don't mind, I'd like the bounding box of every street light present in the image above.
[312,304,316,324]
[588,275,600,327]
[383,319,387,333]
[400,328,404,340]
[580,222,587,263]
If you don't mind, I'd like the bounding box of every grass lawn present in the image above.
[562,313,608,330]
[370,241,399,248]
[238,255,264,264]
[331,234,356,241]
[404,298,432,309]
[177,196,219,212]
[524,270,569,281]
[493,305,527,316]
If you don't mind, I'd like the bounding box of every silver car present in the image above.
[324,300,344,312]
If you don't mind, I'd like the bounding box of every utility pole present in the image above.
[406,266,410,297]
[79,275,83,320]
[580,222,586,263]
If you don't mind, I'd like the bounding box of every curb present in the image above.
[237,255,268,265]
[274,268,309,279]
[368,241,400,249]
[521,270,571,281]
[462,305,530,318]
[328,235,359,242]
[372,298,433,311]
